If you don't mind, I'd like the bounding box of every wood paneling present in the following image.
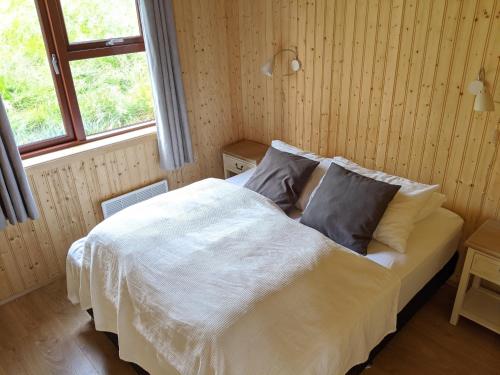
[233,0,500,277]
[0,0,241,303]
[2,0,499,303]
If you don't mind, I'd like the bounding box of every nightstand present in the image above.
[450,219,500,333]
[222,140,268,179]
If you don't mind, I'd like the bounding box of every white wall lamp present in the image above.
[468,68,495,112]
[261,48,301,77]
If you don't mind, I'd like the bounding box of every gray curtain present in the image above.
[0,96,38,230]
[139,0,194,170]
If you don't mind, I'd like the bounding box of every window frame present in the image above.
[18,0,154,158]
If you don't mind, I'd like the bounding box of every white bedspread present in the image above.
[71,178,400,375]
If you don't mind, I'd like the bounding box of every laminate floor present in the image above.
[0,279,498,375]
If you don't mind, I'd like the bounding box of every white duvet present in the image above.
[71,178,400,375]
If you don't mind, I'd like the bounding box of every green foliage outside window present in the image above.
[0,0,154,146]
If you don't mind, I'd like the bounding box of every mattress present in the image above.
[67,207,461,313]
[226,168,463,312]
[68,175,462,314]
[366,208,462,310]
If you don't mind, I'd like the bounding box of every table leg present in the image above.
[450,248,474,325]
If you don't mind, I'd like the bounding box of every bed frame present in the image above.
[87,251,458,375]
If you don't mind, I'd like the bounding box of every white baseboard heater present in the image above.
[101,180,169,219]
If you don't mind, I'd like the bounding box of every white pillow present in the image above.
[331,157,438,253]
[271,140,327,210]
[295,159,332,210]
[271,140,323,161]
[414,192,446,222]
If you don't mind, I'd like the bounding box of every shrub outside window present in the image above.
[0,0,154,157]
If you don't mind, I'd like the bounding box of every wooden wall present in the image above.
[2,0,499,303]
[0,0,241,302]
[233,0,500,263]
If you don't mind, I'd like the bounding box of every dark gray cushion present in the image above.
[300,163,400,255]
[244,147,319,212]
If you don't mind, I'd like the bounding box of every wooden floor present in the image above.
[0,279,498,375]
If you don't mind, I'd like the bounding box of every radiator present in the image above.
[101,180,169,219]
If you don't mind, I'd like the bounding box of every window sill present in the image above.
[23,126,157,170]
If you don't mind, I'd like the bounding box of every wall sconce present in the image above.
[261,48,301,77]
[468,68,495,112]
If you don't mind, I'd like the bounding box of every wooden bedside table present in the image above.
[222,140,268,179]
[450,219,500,333]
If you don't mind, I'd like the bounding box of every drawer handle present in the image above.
[235,162,244,171]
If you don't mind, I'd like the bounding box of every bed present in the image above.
[66,168,463,375]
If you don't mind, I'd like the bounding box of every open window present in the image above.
[0,0,154,157]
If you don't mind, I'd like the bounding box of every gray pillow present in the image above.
[300,163,400,255]
[244,147,319,212]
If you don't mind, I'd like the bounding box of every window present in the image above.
[0,0,154,157]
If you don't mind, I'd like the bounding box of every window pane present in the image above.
[70,53,154,136]
[60,0,141,44]
[0,0,66,146]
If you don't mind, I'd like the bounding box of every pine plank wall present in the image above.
[0,0,499,302]
[232,0,500,274]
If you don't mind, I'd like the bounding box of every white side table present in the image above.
[222,140,267,179]
[450,219,500,334]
